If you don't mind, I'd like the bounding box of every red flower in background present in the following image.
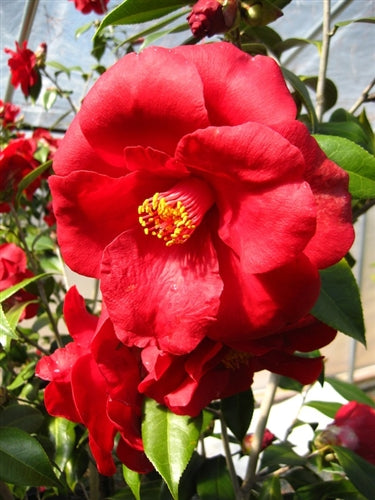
[36,287,152,475]
[242,429,276,454]
[49,42,353,391]
[188,0,238,38]
[0,243,38,320]
[0,100,20,129]
[318,401,375,465]
[4,41,40,98]
[69,0,109,15]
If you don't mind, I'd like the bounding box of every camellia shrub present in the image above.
[1,1,375,499]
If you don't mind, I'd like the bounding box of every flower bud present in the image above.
[242,428,275,454]
[240,0,282,27]
[35,42,47,68]
[188,0,238,38]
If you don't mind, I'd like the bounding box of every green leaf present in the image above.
[96,0,190,36]
[281,67,318,130]
[311,260,365,345]
[258,474,282,500]
[314,135,375,199]
[142,398,202,499]
[261,444,307,469]
[75,21,94,38]
[325,377,375,408]
[7,361,36,391]
[274,37,321,58]
[332,445,375,499]
[301,76,338,112]
[304,401,342,419]
[0,303,18,342]
[332,17,375,35]
[0,405,43,433]
[16,161,52,201]
[122,465,141,500]
[295,479,366,500]
[196,455,235,500]
[49,417,76,474]
[221,389,254,442]
[0,427,61,487]
[42,89,58,111]
[0,273,49,304]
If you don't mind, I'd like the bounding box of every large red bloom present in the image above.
[36,286,152,475]
[68,0,109,14]
[50,43,353,365]
[0,243,38,320]
[4,41,39,98]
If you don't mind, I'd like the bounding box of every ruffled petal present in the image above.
[176,123,317,273]
[174,42,297,126]
[270,120,354,268]
[78,47,210,165]
[100,222,223,355]
[63,286,98,344]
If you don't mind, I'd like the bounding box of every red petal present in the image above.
[100,224,223,355]
[63,286,98,344]
[176,123,317,273]
[78,47,209,165]
[270,120,354,268]
[174,42,296,126]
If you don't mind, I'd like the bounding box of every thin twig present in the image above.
[241,373,281,497]
[41,68,78,115]
[349,77,375,114]
[219,411,241,498]
[316,0,331,121]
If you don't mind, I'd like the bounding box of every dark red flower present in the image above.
[68,0,109,14]
[317,401,375,465]
[0,100,20,129]
[49,43,353,373]
[0,243,38,320]
[188,0,238,38]
[36,286,152,475]
[242,429,276,453]
[4,41,40,98]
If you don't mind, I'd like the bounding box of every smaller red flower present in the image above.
[68,0,109,15]
[317,401,375,465]
[36,287,152,475]
[188,0,238,38]
[242,429,275,453]
[4,41,40,98]
[0,243,38,320]
[0,100,20,129]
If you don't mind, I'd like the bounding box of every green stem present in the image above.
[220,411,241,498]
[241,372,280,497]
[316,0,331,121]
[41,67,78,114]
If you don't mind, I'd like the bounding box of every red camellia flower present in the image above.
[188,0,238,38]
[4,41,40,98]
[317,401,375,465]
[0,243,38,320]
[36,286,153,475]
[68,0,109,15]
[0,100,20,129]
[50,43,353,386]
[242,429,276,454]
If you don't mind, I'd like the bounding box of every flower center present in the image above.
[222,350,252,371]
[138,177,214,247]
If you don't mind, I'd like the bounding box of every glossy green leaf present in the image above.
[0,405,43,433]
[122,465,141,500]
[6,361,36,391]
[314,134,375,199]
[261,444,307,469]
[331,17,375,35]
[258,475,282,500]
[325,377,375,408]
[142,398,202,499]
[0,427,61,487]
[281,67,318,130]
[311,260,365,345]
[0,273,48,304]
[43,89,58,111]
[0,303,18,342]
[274,37,321,58]
[295,479,366,500]
[196,455,235,500]
[16,161,52,201]
[75,21,93,38]
[96,0,190,36]
[332,445,375,499]
[221,389,254,442]
[49,417,76,473]
[304,401,342,419]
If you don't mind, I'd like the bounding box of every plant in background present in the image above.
[0,0,375,499]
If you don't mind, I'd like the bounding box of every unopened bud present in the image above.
[35,42,47,68]
[242,428,275,454]
[188,0,238,38]
[241,0,282,27]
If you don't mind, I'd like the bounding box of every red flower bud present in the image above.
[242,428,275,453]
[188,0,238,38]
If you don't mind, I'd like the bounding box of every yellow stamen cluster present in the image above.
[138,192,196,247]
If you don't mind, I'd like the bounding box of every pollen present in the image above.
[138,177,214,247]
